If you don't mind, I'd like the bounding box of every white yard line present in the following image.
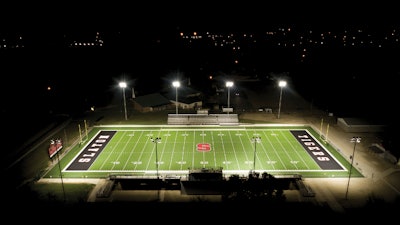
[228,130,242,170]
[280,130,311,169]
[98,132,125,169]
[264,130,287,169]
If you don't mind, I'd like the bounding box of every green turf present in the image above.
[44,125,363,179]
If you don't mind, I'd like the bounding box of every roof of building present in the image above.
[134,93,171,107]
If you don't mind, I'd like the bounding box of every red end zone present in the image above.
[197,143,211,152]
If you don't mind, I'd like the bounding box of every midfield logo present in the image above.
[197,143,211,151]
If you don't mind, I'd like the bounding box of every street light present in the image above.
[226,81,234,114]
[345,136,361,200]
[277,80,287,119]
[172,81,180,114]
[151,137,162,179]
[251,136,261,171]
[119,82,128,120]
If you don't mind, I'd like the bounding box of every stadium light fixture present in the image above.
[345,137,361,200]
[277,80,287,119]
[226,81,234,114]
[251,136,261,171]
[151,137,162,179]
[172,81,180,114]
[119,81,128,120]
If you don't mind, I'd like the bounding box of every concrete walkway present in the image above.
[77,110,400,214]
[40,86,400,213]
[240,110,400,212]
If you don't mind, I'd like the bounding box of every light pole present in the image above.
[151,137,161,179]
[119,82,128,120]
[56,150,66,202]
[345,136,361,200]
[251,136,261,171]
[277,80,287,119]
[226,81,233,114]
[172,81,180,114]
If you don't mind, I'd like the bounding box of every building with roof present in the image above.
[132,93,172,113]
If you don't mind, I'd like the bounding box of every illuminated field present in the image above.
[45,125,362,179]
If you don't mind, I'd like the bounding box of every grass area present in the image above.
[29,182,95,203]
[44,125,362,179]
[8,108,360,204]
[10,181,96,208]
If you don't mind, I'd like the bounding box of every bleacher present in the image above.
[96,179,115,198]
[168,114,239,125]
[295,179,315,197]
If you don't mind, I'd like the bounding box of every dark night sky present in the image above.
[1,31,397,123]
[1,2,399,151]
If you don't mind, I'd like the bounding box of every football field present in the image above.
[45,125,362,179]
